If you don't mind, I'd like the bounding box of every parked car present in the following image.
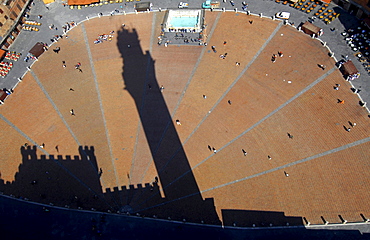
[178,2,189,8]
[275,12,291,19]
[202,0,220,9]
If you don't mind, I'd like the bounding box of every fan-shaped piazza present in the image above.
[0,11,369,226]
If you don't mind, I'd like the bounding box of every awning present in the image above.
[29,42,45,58]
[341,60,359,76]
[0,90,8,103]
[0,49,6,59]
[320,0,331,3]
[135,2,152,11]
[301,21,323,37]
[68,0,99,5]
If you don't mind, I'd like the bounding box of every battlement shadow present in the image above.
[222,209,303,227]
[0,145,110,211]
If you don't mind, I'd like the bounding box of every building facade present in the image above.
[0,0,31,49]
[333,0,370,19]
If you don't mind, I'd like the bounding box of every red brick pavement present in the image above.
[0,73,80,182]
[29,25,118,189]
[201,141,370,225]
[192,70,369,189]
[178,24,337,172]
[84,13,155,188]
[0,11,369,225]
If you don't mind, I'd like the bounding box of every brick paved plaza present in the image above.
[0,11,369,227]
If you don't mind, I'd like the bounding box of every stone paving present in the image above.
[0,0,370,237]
[1,0,369,105]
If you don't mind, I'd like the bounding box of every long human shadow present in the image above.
[117,27,221,224]
[0,145,112,211]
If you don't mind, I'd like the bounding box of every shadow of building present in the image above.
[115,27,221,224]
[0,27,305,228]
[0,145,111,211]
[222,209,303,227]
[1,13,370,238]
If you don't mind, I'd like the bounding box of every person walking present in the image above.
[53,47,60,53]
[242,149,247,156]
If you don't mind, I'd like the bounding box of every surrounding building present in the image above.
[333,0,370,19]
[0,0,32,49]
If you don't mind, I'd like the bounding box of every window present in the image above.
[0,9,3,14]
[4,15,8,20]
[0,22,3,27]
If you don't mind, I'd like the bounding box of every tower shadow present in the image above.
[116,27,221,224]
